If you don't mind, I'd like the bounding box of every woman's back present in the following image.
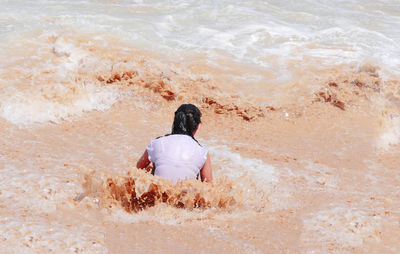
[147,134,208,183]
[137,103,212,183]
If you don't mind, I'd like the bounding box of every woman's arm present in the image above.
[200,153,212,183]
[136,150,151,171]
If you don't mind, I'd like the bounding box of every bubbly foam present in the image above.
[1,0,399,126]
[206,143,277,185]
[0,82,120,125]
[0,33,124,125]
[379,114,400,149]
[0,164,106,253]
[0,165,87,219]
[82,166,265,214]
[302,207,383,250]
[1,0,399,83]
[0,216,106,253]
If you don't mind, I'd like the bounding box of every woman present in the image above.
[136,104,212,183]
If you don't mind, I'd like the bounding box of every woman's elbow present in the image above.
[137,150,150,169]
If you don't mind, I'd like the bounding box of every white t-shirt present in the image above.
[146,134,208,183]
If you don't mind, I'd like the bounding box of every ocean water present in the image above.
[1,0,400,123]
[0,1,399,253]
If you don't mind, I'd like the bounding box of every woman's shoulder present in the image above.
[150,134,170,143]
[157,134,206,148]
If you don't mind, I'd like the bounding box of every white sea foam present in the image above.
[378,114,400,149]
[0,82,120,125]
[0,216,106,253]
[206,144,278,186]
[302,207,383,249]
[0,32,123,125]
[0,0,399,80]
[0,165,107,253]
[0,0,399,125]
[0,166,82,212]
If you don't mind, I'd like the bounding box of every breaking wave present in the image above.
[81,167,268,215]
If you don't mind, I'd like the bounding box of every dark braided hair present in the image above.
[171,104,202,143]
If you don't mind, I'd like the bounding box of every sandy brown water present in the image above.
[0,32,400,253]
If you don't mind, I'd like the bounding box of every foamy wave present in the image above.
[0,165,106,253]
[302,207,383,250]
[206,143,278,186]
[378,114,400,149]
[205,143,276,209]
[0,166,83,213]
[0,82,120,125]
[78,161,271,226]
[0,33,124,125]
[83,168,240,213]
[0,216,106,253]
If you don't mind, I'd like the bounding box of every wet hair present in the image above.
[171,104,202,141]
